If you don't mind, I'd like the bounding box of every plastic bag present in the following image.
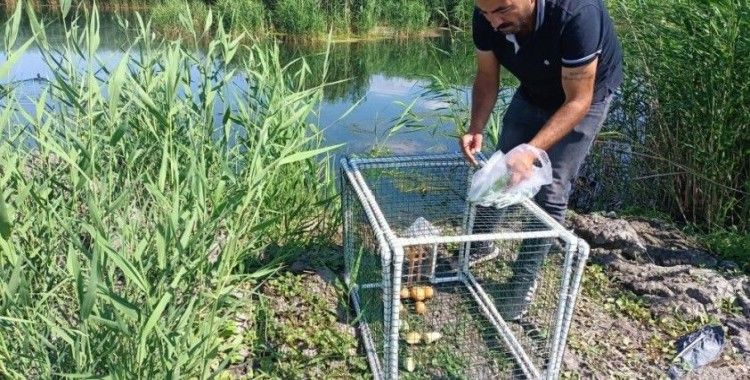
[667,325,725,379]
[467,144,553,208]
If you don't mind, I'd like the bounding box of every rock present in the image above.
[314,266,337,284]
[647,247,718,267]
[569,213,647,260]
[726,319,750,354]
[719,260,740,271]
[736,281,750,319]
[606,259,737,318]
[587,247,622,266]
[562,350,581,372]
[687,363,750,380]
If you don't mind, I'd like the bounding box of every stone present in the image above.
[726,318,750,354]
[562,350,581,372]
[569,213,647,260]
[606,259,737,318]
[647,247,718,267]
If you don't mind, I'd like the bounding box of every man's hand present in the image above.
[505,146,537,186]
[460,132,483,166]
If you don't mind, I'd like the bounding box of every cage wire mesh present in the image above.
[341,154,589,380]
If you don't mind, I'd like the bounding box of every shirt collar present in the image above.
[505,0,545,54]
[535,0,546,31]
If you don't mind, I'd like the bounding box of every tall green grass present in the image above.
[146,0,474,37]
[5,0,476,37]
[0,1,339,377]
[150,0,208,36]
[607,0,749,231]
[215,0,265,32]
[271,0,325,35]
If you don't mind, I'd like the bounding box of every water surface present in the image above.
[2,10,481,155]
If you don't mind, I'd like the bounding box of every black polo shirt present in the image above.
[473,0,623,111]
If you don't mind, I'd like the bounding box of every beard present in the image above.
[496,18,532,35]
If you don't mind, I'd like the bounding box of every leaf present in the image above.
[36,314,74,347]
[0,37,34,80]
[0,191,11,239]
[25,2,47,49]
[109,125,126,146]
[278,144,344,166]
[4,0,23,49]
[81,248,100,320]
[138,292,173,363]
[60,0,72,19]
[97,285,139,321]
[203,9,213,36]
[82,224,149,295]
[108,50,130,120]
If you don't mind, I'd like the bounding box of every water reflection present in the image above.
[1,8,477,154]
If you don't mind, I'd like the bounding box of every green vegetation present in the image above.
[698,227,750,272]
[214,0,473,36]
[0,2,342,377]
[150,0,208,35]
[606,0,749,235]
[7,0,475,37]
[251,271,369,378]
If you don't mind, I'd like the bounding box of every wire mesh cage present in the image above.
[341,153,590,380]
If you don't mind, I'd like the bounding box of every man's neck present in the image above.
[516,1,537,38]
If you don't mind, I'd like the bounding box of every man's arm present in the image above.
[528,58,598,150]
[469,50,501,134]
[505,59,597,184]
[461,49,500,165]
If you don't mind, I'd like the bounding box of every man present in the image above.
[460,0,622,320]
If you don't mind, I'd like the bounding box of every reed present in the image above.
[141,0,473,37]
[607,0,749,231]
[0,1,339,376]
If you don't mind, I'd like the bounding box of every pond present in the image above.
[1,9,490,155]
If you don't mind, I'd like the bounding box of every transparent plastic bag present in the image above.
[467,144,553,208]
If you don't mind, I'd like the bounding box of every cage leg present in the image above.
[351,289,385,380]
[341,168,353,285]
[551,240,589,377]
[459,204,477,277]
[389,245,405,380]
[459,157,476,276]
[382,247,394,379]
[546,240,577,379]
[463,273,542,379]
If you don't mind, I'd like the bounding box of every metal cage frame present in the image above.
[341,153,589,380]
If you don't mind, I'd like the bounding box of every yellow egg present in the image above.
[411,286,426,302]
[423,331,442,344]
[405,357,416,372]
[415,301,427,315]
[423,286,434,299]
[400,287,410,299]
[405,331,421,345]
